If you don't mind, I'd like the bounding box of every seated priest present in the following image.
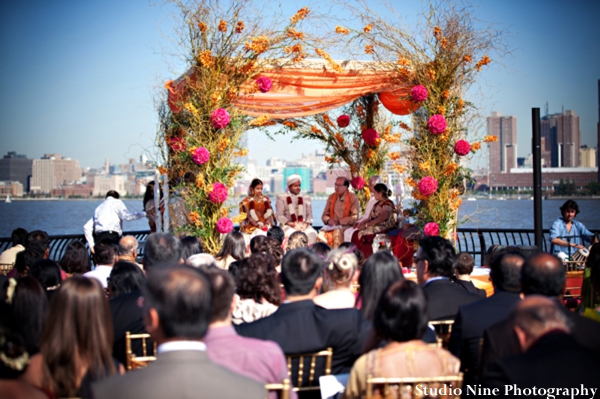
[276,174,317,244]
[318,177,359,249]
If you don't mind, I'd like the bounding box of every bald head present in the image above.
[118,235,138,257]
[521,253,565,297]
[511,295,570,351]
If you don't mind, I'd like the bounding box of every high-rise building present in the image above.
[487,112,517,173]
[579,145,596,168]
[30,154,82,194]
[541,110,581,167]
[0,151,33,191]
[283,167,311,192]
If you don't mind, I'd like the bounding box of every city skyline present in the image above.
[1,0,599,170]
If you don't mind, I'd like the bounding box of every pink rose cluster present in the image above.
[208,182,228,204]
[255,76,272,93]
[411,85,428,102]
[418,176,438,197]
[216,217,234,234]
[337,114,350,128]
[427,114,447,134]
[210,108,231,130]
[169,137,186,152]
[350,176,365,190]
[362,128,380,146]
[192,147,210,165]
[424,222,440,237]
[454,140,470,156]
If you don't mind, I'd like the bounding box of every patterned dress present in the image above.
[352,198,397,258]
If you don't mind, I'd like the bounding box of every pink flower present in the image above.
[362,128,380,146]
[210,108,231,129]
[337,114,350,128]
[418,176,438,196]
[169,137,186,152]
[216,217,234,234]
[208,182,228,203]
[411,85,428,102]
[424,222,440,236]
[351,176,365,190]
[454,140,470,156]
[192,147,210,165]
[255,76,272,93]
[427,114,447,134]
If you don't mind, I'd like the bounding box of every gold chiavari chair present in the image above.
[125,331,156,371]
[285,347,333,393]
[265,378,291,399]
[429,320,454,349]
[366,373,464,399]
[0,263,14,275]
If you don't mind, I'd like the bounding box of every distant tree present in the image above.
[586,182,600,195]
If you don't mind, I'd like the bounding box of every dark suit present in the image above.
[237,300,371,375]
[448,290,521,385]
[109,290,147,366]
[92,350,266,399]
[454,279,486,298]
[422,278,480,321]
[482,332,600,394]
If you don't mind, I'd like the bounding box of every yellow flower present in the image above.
[183,103,198,115]
[366,149,375,158]
[438,105,446,115]
[244,36,270,54]
[189,211,201,226]
[283,120,297,128]
[231,213,246,224]
[456,98,465,113]
[392,163,406,174]
[483,135,499,143]
[221,208,228,217]
[363,24,373,33]
[218,139,229,152]
[235,20,244,33]
[383,133,401,143]
[286,28,305,40]
[471,142,481,151]
[210,92,220,105]
[406,177,417,188]
[450,197,463,211]
[428,69,436,80]
[444,163,459,176]
[364,187,371,200]
[164,80,173,90]
[218,20,227,32]
[397,57,411,66]
[198,50,214,68]
[198,22,207,33]
[374,138,382,147]
[335,26,349,34]
[389,152,401,161]
[418,161,430,171]
[196,174,204,188]
[290,7,310,24]
[235,148,249,157]
[364,45,374,54]
[315,48,343,73]
[249,115,271,126]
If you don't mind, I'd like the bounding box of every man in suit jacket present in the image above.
[482,296,600,392]
[237,248,371,376]
[109,288,146,366]
[480,252,600,378]
[93,265,265,399]
[453,252,486,298]
[415,237,480,321]
[448,250,524,385]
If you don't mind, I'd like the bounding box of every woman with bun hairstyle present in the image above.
[313,248,358,309]
[239,178,276,245]
[351,183,397,258]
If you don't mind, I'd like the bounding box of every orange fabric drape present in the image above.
[166,65,416,118]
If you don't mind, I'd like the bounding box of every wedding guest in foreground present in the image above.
[93,265,265,399]
[276,174,317,244]
[313,249,357,309]
[142,233,182,272]
[240,178,276,244]
[319,177,359,249]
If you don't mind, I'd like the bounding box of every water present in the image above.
[1,198,599,237]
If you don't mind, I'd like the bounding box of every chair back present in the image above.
[125,331,157,370]
[265,378,291,399]
[366,373,463,399]
[0,263,13,276]
[286,347,333,392]
[429,320,454,349]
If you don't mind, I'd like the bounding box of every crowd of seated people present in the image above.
[1,225,600,399]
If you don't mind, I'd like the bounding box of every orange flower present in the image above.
[292,53,306,62]
[440,37,448,48]
[284,43,304,54]
[183,103,198,115]
[157,166,167,175]
[189,211,201,226]
[311,126,322,135]
[398,122,410,130]
[366,149,376,158]
[428,69,436,80]
[397,57,411,66]
[198,50,214,68]
[286,28,305,40]
[218,139,229,152]
[451,197,463,211]
[198,22,207,33]
[364,44,374,54]
[456,98,465,113]
[444,163,459,176]
[315,48,343,73]
[433,26,442,40]
[234,148,249,157]
[283,120,297,128]
[389,152,401,161]
[383,133,401,143]
[249,115,271,126]
[164,80,173,90]
[442,90,449,99]
[210,92,220,105]
[438,105,446,115]
[449,189,460,200]
[483,135,499,143]
[218,20,227,32]
[471,142,481,151]
[290,7,310,24]
[334,133,345,144]
[419,161,430,171]
[392,163,406,174]
[476,55,491,71]
[406,177,417,188]
[235,20,244,33]
[363,24,373,33]
[322,114,335,127]
[196,174,204,188]
[335,26,349,34]
[463,54,472,63]
[244,36,270,54]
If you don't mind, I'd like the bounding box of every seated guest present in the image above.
[233,253,281,324]
[351,183,397,258]
[239,178,276,245]
[453,252,486,298]
[117,236,143,269]
[310,242,332,258]
[448,250,524,385]
[416,236,480,321]
[276,174,317,244]
[237,248,371,375]
[29,260,62,301]
[0,228,27,266]
[267,226,285,246]
[26,230,51,259]
[84,240,117,288]
[338,242,366,270]
[264,237,285,269]
[286,231,309,252]
[319,177,359,249]
[215,231,246,270]
[93,265,265,399]
[186,253,217,268]
[250,235,268,254]
[482,296,600,390]
[581,242,600,314]
[180,236,203,261]
[344,280,460,399]
[107,261,145,299]
[12,249,43,278]
[314,249,357,309]
[20,277,123,398]
[344,176,381,242]
[201,266,295,399]
[142,233,182,271]
[59,241,92,276]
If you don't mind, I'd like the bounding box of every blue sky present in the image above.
[1,0,599,170]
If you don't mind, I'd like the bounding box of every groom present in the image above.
[275,174,317,244]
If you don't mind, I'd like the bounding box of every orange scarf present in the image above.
[330,192,352,222]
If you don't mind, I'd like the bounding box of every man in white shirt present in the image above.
[275,174,317,244]
[83,190,145,252]
[83,240,117,288]
[344,175,381,242]
[0,228,27,266]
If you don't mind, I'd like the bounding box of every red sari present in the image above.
[351,198,397,258]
